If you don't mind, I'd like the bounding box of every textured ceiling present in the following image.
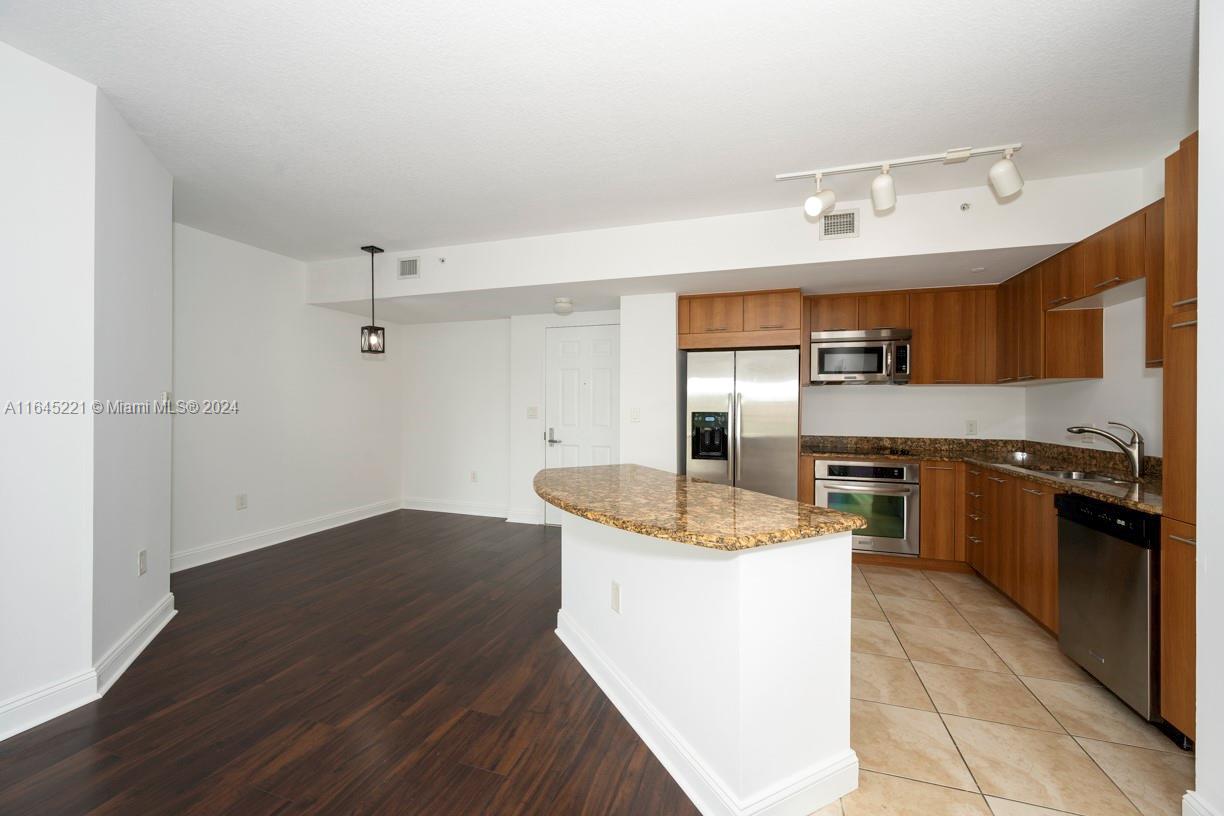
[0,0,1197,261]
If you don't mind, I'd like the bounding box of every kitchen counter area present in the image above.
[801,436,1163,514]
[536,463,864,815]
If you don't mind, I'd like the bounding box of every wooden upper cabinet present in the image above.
[911,289,981,384]
[995,275,1020,383]
[810,295,859,332]
[687,295,743,334]
[1145,200,1166,367]
[1044,309,1103,380]
[1165,132,1198,313]
[858,293,910,330]
[743,291,801,331]
[1081,210,1146,293]
[1014,479,1058,632]
[1160,518,1196,738]
[677,297,691,335]
[1042,247,1086,310]
[1016,267,1044,381]
[1163,309,1196,524]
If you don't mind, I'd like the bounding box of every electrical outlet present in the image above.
[526,405,539,419]
[138,549,147,576]
[236,493,248,510]
[965,419,979,436]
[470,471,479,483]
[610,581,621,614]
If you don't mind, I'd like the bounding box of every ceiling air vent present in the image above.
[398,257,420,279]
[821,209,859,240]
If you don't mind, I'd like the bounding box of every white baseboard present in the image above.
[1186,792,1222,816]
[401,497,508,519]
[505,507,545,525]
[556,610,858,816]
[0,669,99,744]
[95,593,176,695]
[171,499,401,572]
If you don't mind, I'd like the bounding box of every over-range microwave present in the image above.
[810,328,911,384]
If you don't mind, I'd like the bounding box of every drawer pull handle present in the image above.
[968,469,981,476]
[926,466,954,471]
[967,491,982,498]
[1093,276,1122,288]
[1146,358,1163,364]
[1022,487,1044,496]
[1170,319,1197,329]
[758,323,784,329]
[935,379,963,384]
[987,476,1006,483]
[1169,534,1197,546]
[968,536,982,544]
[1171,296,1198,307]
[706,326,728,332]
[1048,296,1070,306]
[996,377,1015,382]
[968,513,982,521]
[1016,375,1036,381]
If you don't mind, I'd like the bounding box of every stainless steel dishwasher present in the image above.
[1056,493,1160,720]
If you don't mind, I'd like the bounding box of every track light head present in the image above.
[988,148,1024,198]
[871,164,896,213]
[803,175,836,218]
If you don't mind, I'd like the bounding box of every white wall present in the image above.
[91,91,175,678]
[400,319,511,516]
[1025,297,1164,455]
[507,310,620,523]
[308,168,1151,305]
[1191,4,1220,814]
[0,42,98,737]
[801,386,1026,440]
[619,293,679,472]
[171,225,402,571]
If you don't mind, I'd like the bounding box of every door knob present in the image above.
[546,427,563,446]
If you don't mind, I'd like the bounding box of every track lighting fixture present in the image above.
[988,148,1024,198]
[803,175,836,218]
[777,143,1023,217]
[870,164,896,213]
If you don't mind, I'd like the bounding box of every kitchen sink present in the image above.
[1035,469,1134,485]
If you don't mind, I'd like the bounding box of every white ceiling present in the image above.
[326,245,1063,324]
[0,0,1197,261]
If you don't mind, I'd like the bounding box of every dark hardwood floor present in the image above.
[0,511,699,815]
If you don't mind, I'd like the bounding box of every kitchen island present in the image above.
[534,464,866,816]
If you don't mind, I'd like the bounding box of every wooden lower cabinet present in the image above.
[798,455,815,506]
[1014,479,1059,632]
[919,461,960,560]
[1161,518,1196,739]
[964,467,986,574]
[983,473,1017,597]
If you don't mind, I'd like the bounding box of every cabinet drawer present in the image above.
[743,291,800,331]
[688,296,744,334]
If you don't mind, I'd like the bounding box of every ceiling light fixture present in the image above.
[803,174,836,218]
[988,148,1024,198]
[553,297,574,316]
[870,163,896,213]
[360,245,385,354]
[778,143,1023,215]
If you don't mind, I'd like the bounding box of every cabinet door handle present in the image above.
[1016,375,1036,381]
[968,469,981,476]
[758,323,784,329]
[967,491,982,498]
[1170,319,1197,329]
[705,326,728,332]
[935,379,963,384]
[1093,276,1122,288]
[1171,296,1198,308]
[968,513,982,521]
[996,377,1015,383]
[968,536,982,544]
[987,476,1006,483]
[925,466,954,471]
[1021,487,1044,496]
[1048,296,1070,306]
[1169,534,1197,546]
[1146,358,1164,365]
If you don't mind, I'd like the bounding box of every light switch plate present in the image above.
[526,405,539,419]
[965,419,978,436]
[629,407,641,423]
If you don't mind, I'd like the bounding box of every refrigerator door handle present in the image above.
[734,392,744,484]
[725,392,734,480]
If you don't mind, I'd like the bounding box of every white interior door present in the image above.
[545,324,620,524]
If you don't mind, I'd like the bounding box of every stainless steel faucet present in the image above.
[1065,421,1145,481]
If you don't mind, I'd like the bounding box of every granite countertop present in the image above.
[534,464,866,551]
[800,443,1162,514]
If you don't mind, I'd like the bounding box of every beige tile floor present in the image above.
[823,565,1194,816]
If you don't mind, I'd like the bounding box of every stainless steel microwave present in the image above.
[810,328,911,384]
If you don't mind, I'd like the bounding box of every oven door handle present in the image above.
[819,483,916,496]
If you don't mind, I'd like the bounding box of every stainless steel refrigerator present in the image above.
[682,349,799,500]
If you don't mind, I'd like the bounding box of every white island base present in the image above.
[554,511,858,816]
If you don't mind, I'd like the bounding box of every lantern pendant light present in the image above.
[360,245,385,354]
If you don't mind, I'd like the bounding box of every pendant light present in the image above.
[360,245,385,354]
